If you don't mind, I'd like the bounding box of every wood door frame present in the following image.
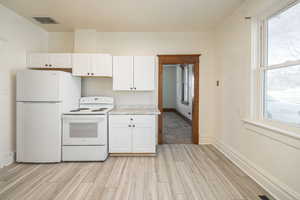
[157,54,201,144]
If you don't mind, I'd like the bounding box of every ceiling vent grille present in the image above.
[33,17,58,24]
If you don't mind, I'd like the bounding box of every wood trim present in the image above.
[30,68,72,73]
[158,54,200,144]
[110,153,156,157]
[163,108,176,112]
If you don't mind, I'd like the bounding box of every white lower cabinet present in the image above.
[109,115,156,153]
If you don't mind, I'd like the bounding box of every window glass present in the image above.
[264,65,300,125]
[181,65,189,105]
[267,3,300,66]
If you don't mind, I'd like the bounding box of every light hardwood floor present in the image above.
[0,145,275,200]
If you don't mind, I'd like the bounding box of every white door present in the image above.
[16,70,61,102]
[27,53,48,68]
[133,56,155,91]
[72,54,91,76]
[109,115,132,153]
[91,54,112,77]
[113,56,134,90]
[48,54,72,68]
[17,102,61,162]
[132,115,156,153]
[63,115,107,145]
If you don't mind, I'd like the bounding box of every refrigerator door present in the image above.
[17,102,61,162]
[17,70,62,102]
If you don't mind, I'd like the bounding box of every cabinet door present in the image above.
[91,54,112,77]
[133,56,155,91]
[132,115,156,153]
[109,115,132,153]
[27,53,48,68]
[72,54,91,76]
[113,56,134,90]
[48,54,72,68]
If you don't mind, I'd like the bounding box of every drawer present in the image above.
[132,115,155,126]
[109,115,132,125]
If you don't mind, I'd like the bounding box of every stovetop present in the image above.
[64,107,113,115]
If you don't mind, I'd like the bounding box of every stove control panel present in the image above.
[80,96,114,105]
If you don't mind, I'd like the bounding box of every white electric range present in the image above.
[62,96,113,161]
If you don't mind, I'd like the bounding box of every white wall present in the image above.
[214,0,300,199]
[0,4,48,167]
[48,31,217,143]
[163,66,177,108]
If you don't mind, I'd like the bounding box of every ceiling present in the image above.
[0,0,244,32]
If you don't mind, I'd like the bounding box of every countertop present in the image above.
[109,106,161,115]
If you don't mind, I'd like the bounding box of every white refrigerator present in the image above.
[16,70,81,163]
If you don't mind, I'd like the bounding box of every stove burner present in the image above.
[91,108,107,112]
[70,108,90,112]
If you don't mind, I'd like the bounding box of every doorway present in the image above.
[158,55,200,144]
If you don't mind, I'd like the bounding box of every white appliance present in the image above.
[16,70,81,163]
[62,96,113,161]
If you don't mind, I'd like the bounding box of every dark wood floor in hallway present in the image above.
[163,112,193,144]
[0,145,275,200]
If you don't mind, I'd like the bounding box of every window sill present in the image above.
[243,119,300,149]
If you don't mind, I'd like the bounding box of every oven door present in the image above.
[62,115,107,145]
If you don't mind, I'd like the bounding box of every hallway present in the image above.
[163,111,192,144]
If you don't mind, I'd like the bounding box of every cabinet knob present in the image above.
[91,73,94,75]
[130,118,133,121]
[133,125,135,127]
[49,64,52,67]
[134,87,137,90]
[45,64,48,67]
[87,73,90,75]
[128,125,131,127]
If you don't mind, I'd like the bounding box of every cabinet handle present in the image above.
[130,87,133,90]
[49,64,52,67]
[130,118,133,121]
[133,125,135,127]
[91,73,94,75]
[134,87,137,90]
[128,125,131,127]
[87,73,90,75]
[45,64,48,67]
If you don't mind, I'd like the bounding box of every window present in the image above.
[181,64,189,105]
[261,1,300,126]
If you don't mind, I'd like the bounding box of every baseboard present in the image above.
[213,140,300,200]
[199,137,213,144]
[0,152,15,168]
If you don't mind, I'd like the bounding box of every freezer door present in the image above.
[17,102,61,162]
[17,70,62,102]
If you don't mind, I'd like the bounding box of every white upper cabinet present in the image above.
[134,56,155,91]
[72,54,112,77]
[113,56,134,90]
[27,53,72,68]
[27,53,49,68]
[91,54,112,77]
[48,54,72,68]
[72,54,91,76]
[113,56,155,91]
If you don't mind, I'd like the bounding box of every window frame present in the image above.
[180,64,189,105]
[257,0,300,128]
